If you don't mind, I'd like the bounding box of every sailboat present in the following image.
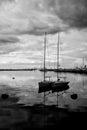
[38,32,53,93]
[52,32,69,93]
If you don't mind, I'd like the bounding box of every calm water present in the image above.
[0,70,87,109]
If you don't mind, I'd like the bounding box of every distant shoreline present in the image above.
[0,68,87,75]
[0,69,37,71]
[39,68,87,75]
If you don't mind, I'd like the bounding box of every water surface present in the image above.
[0,70,87,110]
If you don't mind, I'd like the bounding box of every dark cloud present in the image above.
[0,0,87,35]
[18,25,68,35]
[0,36,20,44]
[55,0,87,29]
[21,0,87,34]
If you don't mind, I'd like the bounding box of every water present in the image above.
[0,70,87,110]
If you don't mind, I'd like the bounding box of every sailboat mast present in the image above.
[44,32,47,81]
[57,32,60,80]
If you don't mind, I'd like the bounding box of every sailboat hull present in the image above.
[38,81,53,93]
[52,81,69,93]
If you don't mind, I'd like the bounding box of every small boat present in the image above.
[38,32,53,93]
[52,81,69,93]
[38,80,53,93]
[52,33,69,93]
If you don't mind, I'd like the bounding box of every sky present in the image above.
[0,0,87,68]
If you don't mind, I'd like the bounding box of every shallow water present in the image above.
[0,70,87,110]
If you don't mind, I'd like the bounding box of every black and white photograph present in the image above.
[0,0,87,129]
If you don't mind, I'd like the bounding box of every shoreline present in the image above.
[0,68,87,75]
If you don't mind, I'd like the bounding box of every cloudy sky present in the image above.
[0,0,87,69]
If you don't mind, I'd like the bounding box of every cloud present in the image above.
[0,0,68,35]
[0,36,20,55]
[0,45,19,55]
[0,0,87,68]
[0,36,20,44]
[0,0,15,5]
[0,0,87,36]
[52,0,87,29]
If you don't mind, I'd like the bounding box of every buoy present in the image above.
[12,77,15,79]
[71,94,78,100]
